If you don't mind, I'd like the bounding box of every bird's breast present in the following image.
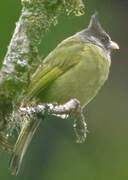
[38,45,110,107]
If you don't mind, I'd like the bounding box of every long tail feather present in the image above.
[9,118,41,175]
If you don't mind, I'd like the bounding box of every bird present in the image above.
[9,13,119,175]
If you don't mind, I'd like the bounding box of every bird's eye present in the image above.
[101,36,109,43]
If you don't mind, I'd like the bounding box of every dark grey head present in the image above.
[76,13,119,54]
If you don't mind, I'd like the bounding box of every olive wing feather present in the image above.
[25,37,85,104]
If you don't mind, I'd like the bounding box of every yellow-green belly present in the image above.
[37,48,110,107]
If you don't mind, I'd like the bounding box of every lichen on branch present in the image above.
[0,0,85,150]
[0,0,85,98]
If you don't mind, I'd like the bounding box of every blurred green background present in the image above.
[0,0,128,179]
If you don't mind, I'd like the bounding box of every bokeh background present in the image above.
[0,0,128,179]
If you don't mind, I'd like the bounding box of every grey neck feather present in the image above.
[75,31,111,57]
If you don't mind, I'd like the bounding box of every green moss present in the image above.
[0,0,85,150]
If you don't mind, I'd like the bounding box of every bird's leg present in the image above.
[9,99,87,174]
[48,99,87,143]
[20,99,88,143]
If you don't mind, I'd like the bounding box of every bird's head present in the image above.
[77,13,119,54]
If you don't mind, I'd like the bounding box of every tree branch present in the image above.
[9,98,87,175]
[20,99,87,143]
[0,0,85,138]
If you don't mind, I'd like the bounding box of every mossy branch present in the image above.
[0,0,85,149]
[10,99,87,175]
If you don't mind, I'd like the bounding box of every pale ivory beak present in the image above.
[110,41,119,50]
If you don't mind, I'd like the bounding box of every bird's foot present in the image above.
[10,100,87,174]
[20,99,88,143]
[68,99,87,143]
[45,99,88,143]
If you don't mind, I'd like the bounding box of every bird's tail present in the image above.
[9,118,41,175]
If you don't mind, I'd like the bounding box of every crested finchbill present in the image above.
[9,13,119,175]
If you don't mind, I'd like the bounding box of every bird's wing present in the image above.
[24,37,85,104]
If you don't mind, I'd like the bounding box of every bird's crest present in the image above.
[88,12,105,34]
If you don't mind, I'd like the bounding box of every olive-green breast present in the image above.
[37,43,110,107]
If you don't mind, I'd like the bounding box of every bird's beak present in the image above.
[110,41,119,50]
